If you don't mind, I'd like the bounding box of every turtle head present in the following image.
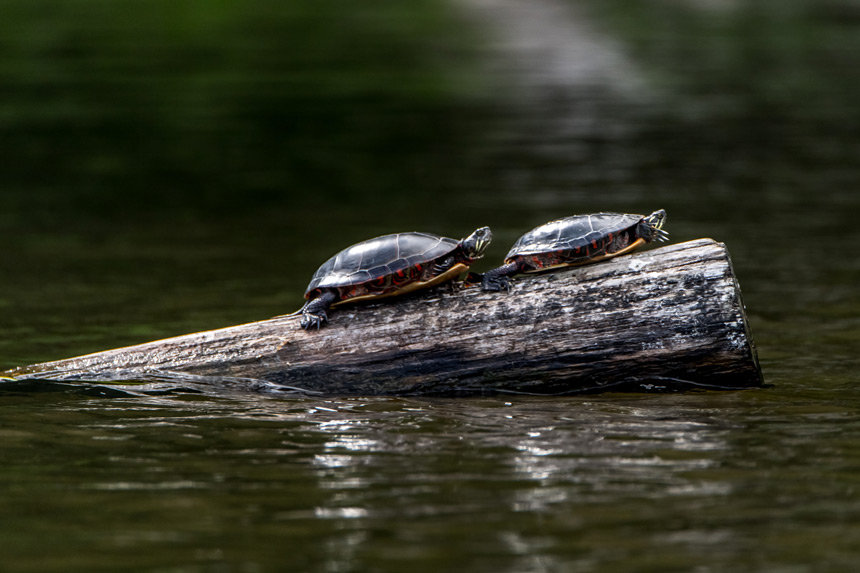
[461,226,492,260]
[642,209,669,242]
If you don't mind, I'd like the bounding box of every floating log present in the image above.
[5,239,763,396]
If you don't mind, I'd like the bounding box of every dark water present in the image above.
[2,1,860,571]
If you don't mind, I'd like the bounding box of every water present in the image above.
[2,1,860,571]
[4,389,859,571]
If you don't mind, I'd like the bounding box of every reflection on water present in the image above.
[4,387,859,571]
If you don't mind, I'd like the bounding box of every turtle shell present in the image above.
[305,232,460,300]
[506,213,643,259]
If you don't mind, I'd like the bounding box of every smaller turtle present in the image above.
[481,209,667,291]
[300,227,492,329]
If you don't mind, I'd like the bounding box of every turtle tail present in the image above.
[272,303,309,320]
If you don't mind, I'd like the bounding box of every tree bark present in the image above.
[5,239,763,396]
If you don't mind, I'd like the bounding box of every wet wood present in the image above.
[5,239,763,396]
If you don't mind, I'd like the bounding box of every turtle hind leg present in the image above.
[300,290,338,330]
[481,262,519,292]
[462,271,484,287]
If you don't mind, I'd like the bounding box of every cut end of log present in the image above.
[5,239,763,396]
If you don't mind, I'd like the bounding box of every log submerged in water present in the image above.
[5,239,763,396]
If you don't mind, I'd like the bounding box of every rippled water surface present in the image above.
[4,386,860,572]
[2,0,860,571]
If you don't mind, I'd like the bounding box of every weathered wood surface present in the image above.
[5,239,763,396]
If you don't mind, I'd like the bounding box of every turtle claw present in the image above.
[300,310,328,330]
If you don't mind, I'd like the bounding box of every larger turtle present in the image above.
[481,210,667,291]
[300,227,492,329]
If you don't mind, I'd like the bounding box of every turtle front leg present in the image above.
[481,262,520,292]
[300,290,338,330]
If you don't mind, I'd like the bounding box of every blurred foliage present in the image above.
[2,0,859,363]
[0,0,484,223]
[582,0,860,128]
[576,0,860,216]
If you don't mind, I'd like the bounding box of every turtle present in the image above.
[480,209,667,291]
[299,226,492,329]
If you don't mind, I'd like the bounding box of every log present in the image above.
[4,239,763,396]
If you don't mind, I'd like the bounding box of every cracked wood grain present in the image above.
[5,239,763,396]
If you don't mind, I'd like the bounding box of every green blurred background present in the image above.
[2,0,858,374]
[1,0,491,364]
[2,0,481,217]
[3,2,860,572]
